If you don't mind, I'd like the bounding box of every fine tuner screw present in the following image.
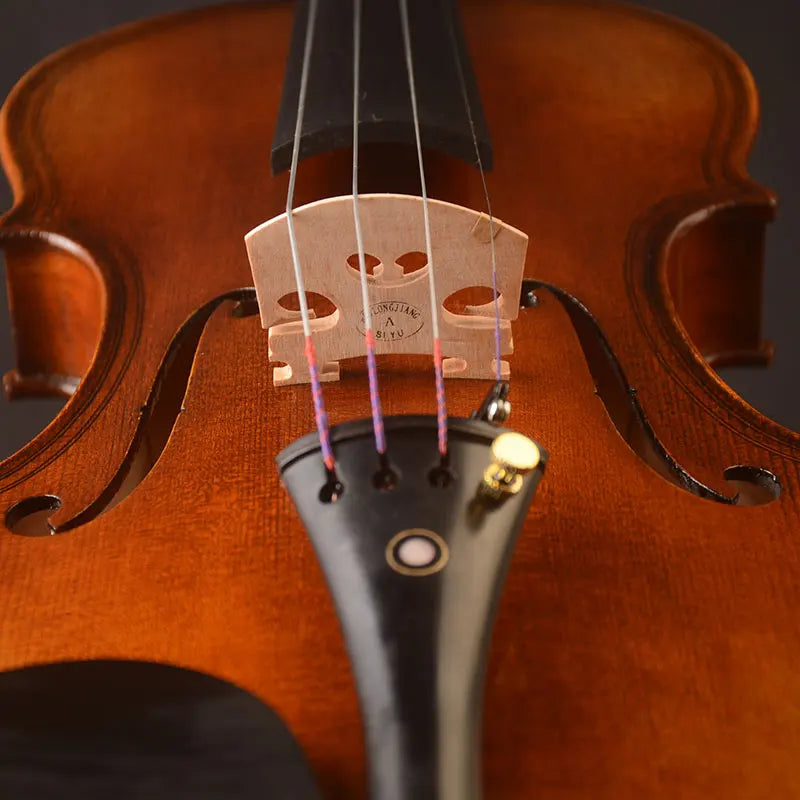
[480,432,540,501]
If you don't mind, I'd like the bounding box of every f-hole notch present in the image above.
[5,495,62,537]
[724,466,781,506]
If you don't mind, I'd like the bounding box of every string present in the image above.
[444,0,502,382]
[284,0,336,474]
[398,0,449,459]
[352,0,387,457]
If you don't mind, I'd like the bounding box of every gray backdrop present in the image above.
[1,0,799,461]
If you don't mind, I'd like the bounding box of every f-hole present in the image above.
[5,495,62,537]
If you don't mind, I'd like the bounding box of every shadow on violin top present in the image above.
[0,660,321,799]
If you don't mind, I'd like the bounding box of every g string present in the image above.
[283,0,337,479]
[443,0,504,384]
[398,0,449,460]
[352,0,388,462]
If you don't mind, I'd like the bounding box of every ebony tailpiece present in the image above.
[277,416,546,799]
[271,0,492,174]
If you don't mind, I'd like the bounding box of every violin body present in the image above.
[1,1,799,797]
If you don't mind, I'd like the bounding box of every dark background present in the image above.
[1,0,799,461]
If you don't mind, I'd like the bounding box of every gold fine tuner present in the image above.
[480,432,541,501]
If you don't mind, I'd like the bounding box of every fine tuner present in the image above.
[480,431,541,501]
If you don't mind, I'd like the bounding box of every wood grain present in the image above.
[0,2,798,797]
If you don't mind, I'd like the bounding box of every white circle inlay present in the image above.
[396,535,438,568]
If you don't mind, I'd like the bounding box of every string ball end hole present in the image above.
[372,466,399,491]
[428,465,455,488]
[319,480,345,504]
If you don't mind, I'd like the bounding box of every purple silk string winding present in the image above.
[399,0,449,458]
[284,0,337,474]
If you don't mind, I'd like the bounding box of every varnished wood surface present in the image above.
[0,2,799,796]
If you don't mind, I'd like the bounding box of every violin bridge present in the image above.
[245,193,528,385]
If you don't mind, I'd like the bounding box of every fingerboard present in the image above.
[271,0,492,174]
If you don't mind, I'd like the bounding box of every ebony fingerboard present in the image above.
[271,0,492,174]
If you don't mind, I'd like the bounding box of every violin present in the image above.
[1,1,798,797]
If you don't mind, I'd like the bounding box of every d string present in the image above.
[398,0,449,460]
[284,0,337,481]
[352,0,388,463]
[444,0,503,383]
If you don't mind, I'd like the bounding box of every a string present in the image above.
[398,0,448,459]
[444,0,502,382]
[284,0,336,474]
[352,0,387,457]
